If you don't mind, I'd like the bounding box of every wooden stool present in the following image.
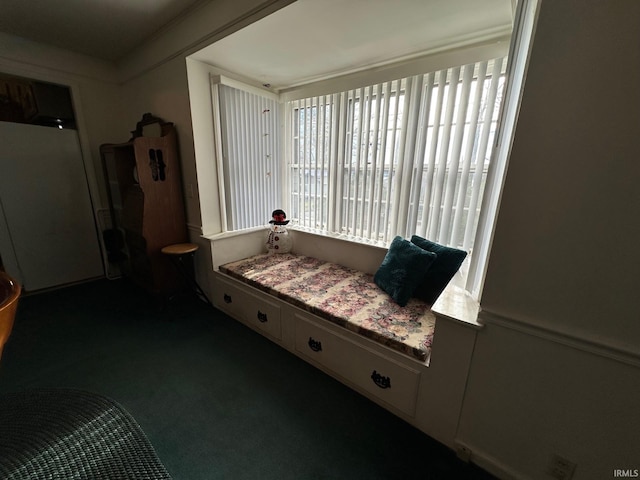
[161,243,211,305]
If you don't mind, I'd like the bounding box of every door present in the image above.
[0,121,104,291]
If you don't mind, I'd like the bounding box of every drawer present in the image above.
[294,314,420,417]
[215,277,282,340]
[241,290,282,340]
[214,278,247,319]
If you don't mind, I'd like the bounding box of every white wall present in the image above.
[458,325,639,479]
[119,57,199,230]
[457,1,640,478]
[0,33,125,208]
[480,0,640,356]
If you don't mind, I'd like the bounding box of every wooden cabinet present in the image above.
[100,114,187,295]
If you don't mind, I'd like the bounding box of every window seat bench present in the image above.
[219,252,435,363]
[212,246,481,450]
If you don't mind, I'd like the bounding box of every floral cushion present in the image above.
[219,253,436,362]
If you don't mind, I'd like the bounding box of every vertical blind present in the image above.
[288,57,506,261]
[216,83,281,231]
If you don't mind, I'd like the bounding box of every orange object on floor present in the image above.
[0,272,21,363]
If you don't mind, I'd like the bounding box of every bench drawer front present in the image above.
[214,278,247,319]
[294,315,419,417]
[216,278,282,340]
[241,291,282,340]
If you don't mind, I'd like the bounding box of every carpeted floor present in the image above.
[0,278,495,480]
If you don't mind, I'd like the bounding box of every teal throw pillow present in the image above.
[410,235,467,305]
[374,236,437,307]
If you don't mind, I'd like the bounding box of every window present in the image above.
[287,59,506,288]
[212,59,507,292]
[289,62,506,244]
[213,79,281,231]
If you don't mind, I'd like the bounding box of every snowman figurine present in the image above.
[266,209,292,254]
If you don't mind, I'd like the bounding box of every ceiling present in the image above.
[191,0,514,90]
[0,0,513,89]
[0,0,207,61]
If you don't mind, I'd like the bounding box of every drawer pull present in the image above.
[257,311,268,323]
[223,294,232,304]
[371,370,391,389]
[308,337,322,352]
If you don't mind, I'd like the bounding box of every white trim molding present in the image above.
[480,309,640,368]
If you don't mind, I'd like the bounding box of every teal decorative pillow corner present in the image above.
[410,235,467,305]
[374,236,437,307]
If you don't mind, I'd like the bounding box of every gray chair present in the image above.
[0,389,172,479]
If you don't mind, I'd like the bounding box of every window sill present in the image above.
[204,225,266,241]
[432,284,482,329]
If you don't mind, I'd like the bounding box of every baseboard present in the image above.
[454,440,529,480]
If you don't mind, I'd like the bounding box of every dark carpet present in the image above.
[0,278,494,480]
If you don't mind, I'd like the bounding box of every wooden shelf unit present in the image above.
[100,115,187,295]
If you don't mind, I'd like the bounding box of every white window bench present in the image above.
[207,230,482,448]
